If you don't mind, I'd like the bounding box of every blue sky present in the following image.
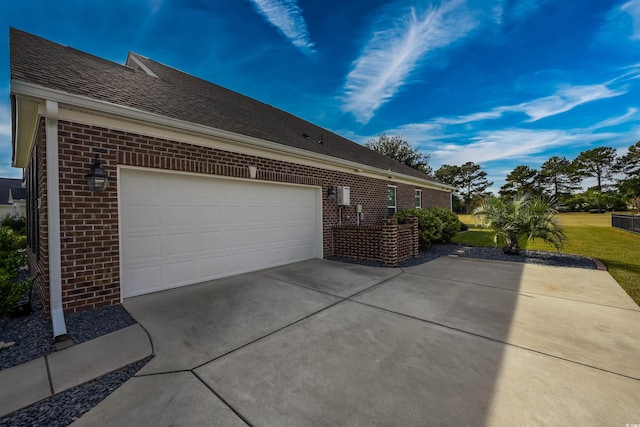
[1,0,639,192]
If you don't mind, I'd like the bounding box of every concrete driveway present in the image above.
[73,257,640,426]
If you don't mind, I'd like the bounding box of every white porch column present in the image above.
[45,100,68,339]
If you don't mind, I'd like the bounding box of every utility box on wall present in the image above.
[337,186,350,206]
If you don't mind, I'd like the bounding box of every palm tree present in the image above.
[473,193,567,255]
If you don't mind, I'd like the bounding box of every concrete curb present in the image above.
[0,324,152,418]
[589,257,608,271]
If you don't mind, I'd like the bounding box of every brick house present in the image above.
[10,29,453,337]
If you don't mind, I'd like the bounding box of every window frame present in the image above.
[415,189,422,209]
[387,186,397,216]
[26,146,39,256]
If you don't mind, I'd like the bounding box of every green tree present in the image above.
[365,134,432,174]
[572,147,617,211]
[435,163,492,213]
[473,193,566,255]
[616,141,640,177]
[616,141,640,199]
[572,147,617,192]
[499,165,540,199]
[538,156,580,200]
[457,162,493,213]
[435,164,463,212]
[434,164,460,185]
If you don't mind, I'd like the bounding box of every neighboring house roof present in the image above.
[0,178,22,205]
[10,28,448,188]
[8,187,26,202]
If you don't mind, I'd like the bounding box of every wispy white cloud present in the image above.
[513,84,625,122]
[429,128,622,166]
[621,0,640,40]
[376,109,638,168]
[591,107,638,129]
[247,0,315,54]
[430,83,625,125]
[598,0,640,44]
[341,0,480,123]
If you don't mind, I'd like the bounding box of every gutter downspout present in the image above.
[45,100,68,339]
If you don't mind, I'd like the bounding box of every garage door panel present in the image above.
[164,233,195,256]
[127,236,163,261]
[163,260,196,287]
[124,204,162,232]
[126,265,162,296]
[120,169,321,297]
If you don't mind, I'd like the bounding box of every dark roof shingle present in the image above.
[10,28,443,185]
[0,178,22,205]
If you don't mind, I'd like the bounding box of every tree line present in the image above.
[366,134,639,214]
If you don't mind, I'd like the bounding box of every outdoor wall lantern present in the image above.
[86,154,109,192]
[327,186,336,200]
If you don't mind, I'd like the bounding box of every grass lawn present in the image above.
[453,212,640,306]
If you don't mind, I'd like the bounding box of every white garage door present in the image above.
[119,168,321,298]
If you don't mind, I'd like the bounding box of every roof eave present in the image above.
[11,91,41,169]
[10,79,453,191]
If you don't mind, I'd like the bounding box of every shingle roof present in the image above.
[10,28,444,185]
[9,187,26,201]
[0,178,22,205]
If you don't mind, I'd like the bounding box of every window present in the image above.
[415,189,422,209]
[26,146,39,255]
[387,186,397,216]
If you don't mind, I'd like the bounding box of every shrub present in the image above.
[0,223,31,316]
[0,215,26,235]
[0,227,26,253]
[396,207,461,248]
[0,251,32,316]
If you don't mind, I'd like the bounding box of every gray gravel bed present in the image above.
[0,292,53,370]
[459,246,597,269]
[65,305,137,345]
[1,300,137,371]
[0,356,152,427]
[328,243,597,270]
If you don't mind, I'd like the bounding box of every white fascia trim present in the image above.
[44,100,68,339]
[11,80,454,192]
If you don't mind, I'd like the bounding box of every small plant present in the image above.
[473,193,567,255]
[396,207,461,248]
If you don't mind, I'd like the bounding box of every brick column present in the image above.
[380,217,399,266]
[406,216,419,258]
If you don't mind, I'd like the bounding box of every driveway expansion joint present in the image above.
[191,370,254,427]
[43,355,54,396]
[351,299,640,381]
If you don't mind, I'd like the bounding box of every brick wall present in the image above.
[333,217,418,266]
[29,119,450,312]
[332,225,381,262]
